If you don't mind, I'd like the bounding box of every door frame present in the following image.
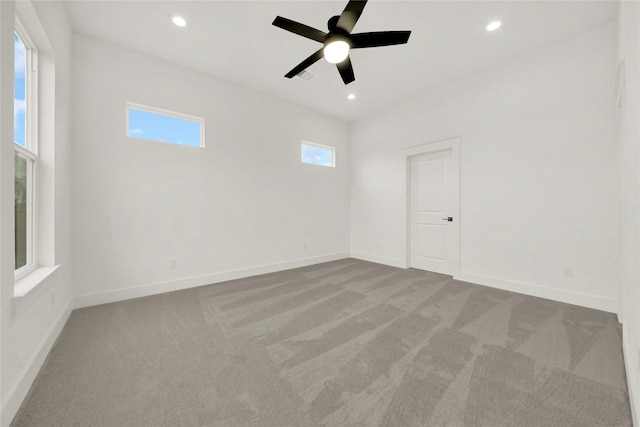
[402,137,461,273]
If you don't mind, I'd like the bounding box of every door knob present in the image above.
[442,217,453,222]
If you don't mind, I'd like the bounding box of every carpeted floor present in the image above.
[13,259,631,426]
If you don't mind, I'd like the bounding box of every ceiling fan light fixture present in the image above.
[324,40,350,64]
[273,0,412,85]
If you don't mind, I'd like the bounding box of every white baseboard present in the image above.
[454,271,618,314]
[622,337,639,426]
[74,252,350,309]
[349,252,406,269]
[1,303,72,427]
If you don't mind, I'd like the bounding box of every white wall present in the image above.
[0,2,14,421]
[0,1,74,425]
[618,1,640,423]
[71,34,350,306]
[350,22,620,312]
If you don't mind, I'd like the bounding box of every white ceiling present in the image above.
[64,1,618,122]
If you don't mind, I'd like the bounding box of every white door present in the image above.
[409,149,459,275]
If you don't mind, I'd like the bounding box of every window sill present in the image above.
[13,265,60,305]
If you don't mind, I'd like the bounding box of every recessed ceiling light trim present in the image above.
[172,15,187,27]
[486,20,502,32]
[347,94,356,100]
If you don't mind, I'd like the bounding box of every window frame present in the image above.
[126,101,206,148]
[301,140,336,168]
[14,20,39,280]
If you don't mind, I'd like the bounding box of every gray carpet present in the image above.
[12,259,632,426]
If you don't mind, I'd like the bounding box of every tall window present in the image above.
[14,25,38,277]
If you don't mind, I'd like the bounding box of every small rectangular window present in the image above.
[301,141,335,167]
[126,102,204,148]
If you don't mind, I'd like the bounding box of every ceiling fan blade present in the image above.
[337,56,355,85]
[336,0,368,33]
[272,16,327,43]
[351,31,411,49]
[284,48,325,78]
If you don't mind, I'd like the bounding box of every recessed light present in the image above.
[172,16,187,27]
[347,94,356,100]
[486,20,502,32]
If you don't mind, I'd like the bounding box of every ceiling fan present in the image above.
[272,0,411,85]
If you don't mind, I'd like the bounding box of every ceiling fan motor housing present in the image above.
[325,33,352,48]
[327,16,351,42]
[327,16,343,32]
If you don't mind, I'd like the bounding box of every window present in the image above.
[14,26,37,277]
[301,141,335,167]
[126,102,204,148]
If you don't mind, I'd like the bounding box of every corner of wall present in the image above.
[0,302,72,427]
[622,337,639,425]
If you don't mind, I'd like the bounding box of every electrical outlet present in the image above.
[301,243,307,251]
[562,265,573,278]
[169,258,177,269]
